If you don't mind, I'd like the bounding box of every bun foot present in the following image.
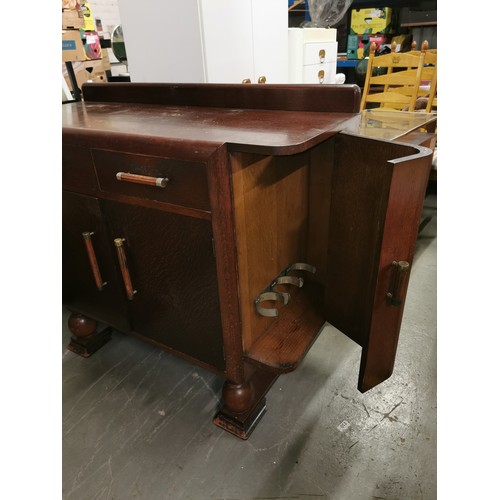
[67,313,112,358]
[213,369,279,439]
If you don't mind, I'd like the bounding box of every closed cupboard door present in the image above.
[62,191,130,333]
[251,0,288,83]
[102,200,226,371]
[199,0,254,83]
[199,0,288,83]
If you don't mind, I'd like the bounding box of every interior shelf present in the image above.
[245,284,325,373]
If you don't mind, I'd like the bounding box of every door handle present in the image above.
[114,238,137,300]
[386,261,410,306]
[82,231,107,290]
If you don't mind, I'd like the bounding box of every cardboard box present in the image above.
[62,59,107,92]
[62,8,84,30]
[62,30,86,62]
[350,7,393,34]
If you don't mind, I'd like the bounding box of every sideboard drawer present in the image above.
[92,149,211,211]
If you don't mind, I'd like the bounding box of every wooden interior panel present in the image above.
[306,138,336,287]
[230,151,310,351]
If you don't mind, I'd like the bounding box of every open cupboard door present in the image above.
[323,133,432,392]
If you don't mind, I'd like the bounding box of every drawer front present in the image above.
[302,62,336,84]
[92,149,210,211]
[62,144,97,192]
[303,41,337,66]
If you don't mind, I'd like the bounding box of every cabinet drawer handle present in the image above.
[114,238,137,300]
[318,70,325,84]
[386,260,410,306]
[319,49,325,63]
[258,75,266,84]
[82,231,107,290]
[116,172,169,188]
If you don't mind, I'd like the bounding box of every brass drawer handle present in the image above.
[258,76,267,84]
[318,70,325,84]
[319,49,325,63]
[114,238,137,300]
[242,78,251,84]
[116,172,169,188]
[82,231,107,290]
[386,261,410,306]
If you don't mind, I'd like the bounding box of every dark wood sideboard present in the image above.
[62,83,432,439]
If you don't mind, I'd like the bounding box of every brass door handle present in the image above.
[242,78,252,84]
[114,238,137,300]
[82,231,107,290]
[258,76,266,84]
[386,261,410,306]
[318,70,325,84]
[319,49,325,63]
[116,172,169,188]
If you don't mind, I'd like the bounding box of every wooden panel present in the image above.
[62,144,97,193]
[81,82,361,113]
[230,151,310,351]
[306,138,335,288]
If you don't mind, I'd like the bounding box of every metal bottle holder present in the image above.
[254,263,316,317]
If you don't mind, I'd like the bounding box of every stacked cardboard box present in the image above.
[347,7,394,60]
[62,1,107,93]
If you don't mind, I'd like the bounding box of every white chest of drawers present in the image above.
[288,27,338,84]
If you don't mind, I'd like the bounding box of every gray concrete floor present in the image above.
[62,196,437,500]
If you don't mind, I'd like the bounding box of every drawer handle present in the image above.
[319,49,325,63]
[258,75,267,84]
[242,78,251,84]
[114,238,137,300]
[82,231,107,291]
[116,172,169,188]
[318,70,325,84]
[386,260,410,306]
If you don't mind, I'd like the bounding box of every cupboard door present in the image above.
[323,134,431,392]
[62,191,130,332]
[251,0,288,83]
[102,201,225,371]
[199,0,254,83]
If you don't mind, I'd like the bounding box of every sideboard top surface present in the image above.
[62,101,361,156]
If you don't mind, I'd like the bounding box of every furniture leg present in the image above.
[67,312,112,358]
[213,367,279,440]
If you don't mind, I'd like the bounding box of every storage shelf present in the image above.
[245,284,325,373]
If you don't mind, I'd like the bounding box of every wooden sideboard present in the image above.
[62,83,432,439]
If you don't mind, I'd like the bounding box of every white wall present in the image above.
[87,0,121,35]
